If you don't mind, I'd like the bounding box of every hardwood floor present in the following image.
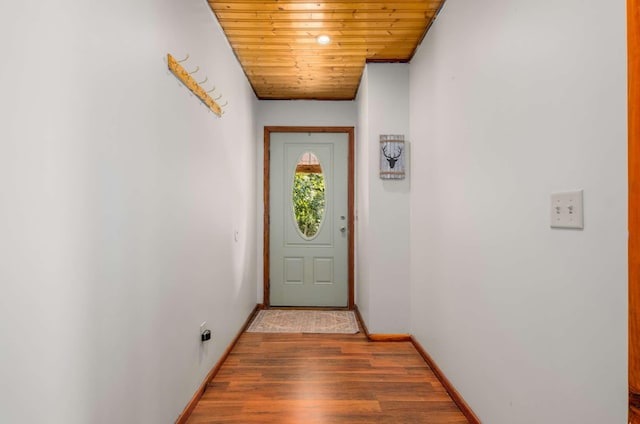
[186,331,469,423]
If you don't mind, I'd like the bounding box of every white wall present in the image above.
[255,101,357,302]
[356,64,411,333]
[409,0,627,423]
[356,69,372,323]
[0,1,257,423]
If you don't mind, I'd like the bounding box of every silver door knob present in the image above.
[340,226,346,233]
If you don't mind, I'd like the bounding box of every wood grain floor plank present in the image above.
[186,331,470,423]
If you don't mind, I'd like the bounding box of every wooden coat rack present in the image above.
[167,53,225,117]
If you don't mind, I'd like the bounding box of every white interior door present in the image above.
[269,132,349,307]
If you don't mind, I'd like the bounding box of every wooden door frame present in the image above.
[630,0,639,421]
[263,126,355,309]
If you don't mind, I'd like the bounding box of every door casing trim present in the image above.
[263,126,355,309]
[629,0,639,420]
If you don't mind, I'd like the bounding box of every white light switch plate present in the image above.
[550,190,584,229]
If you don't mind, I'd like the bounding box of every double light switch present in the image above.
[550,190,584,229]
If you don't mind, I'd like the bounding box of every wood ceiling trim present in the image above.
[211,1,441,11]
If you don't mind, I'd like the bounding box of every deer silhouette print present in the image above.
[382,144,403,169]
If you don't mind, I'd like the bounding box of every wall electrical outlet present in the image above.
[200,321,211,342]
[550,190,584,229]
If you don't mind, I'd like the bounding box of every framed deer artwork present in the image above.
[379,134,405,180]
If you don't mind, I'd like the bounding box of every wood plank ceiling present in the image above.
[207,1,446,100]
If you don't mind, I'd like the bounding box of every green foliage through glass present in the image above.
[293,172,325,238]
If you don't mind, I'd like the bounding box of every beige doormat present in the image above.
[246,310,359,334]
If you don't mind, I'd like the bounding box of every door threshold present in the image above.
[266,306,352,311]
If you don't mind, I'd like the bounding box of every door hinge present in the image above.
[630,391,640,410]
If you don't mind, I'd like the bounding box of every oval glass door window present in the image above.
[292,152,325,239]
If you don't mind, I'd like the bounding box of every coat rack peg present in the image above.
[177,54,190,63]
[188,66,200,75]
[214,94,222,100]
[220,100,228,107]
[197,76,209,85]
[206,86,216,93]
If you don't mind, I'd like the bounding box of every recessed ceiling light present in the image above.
[317,35,331,45]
